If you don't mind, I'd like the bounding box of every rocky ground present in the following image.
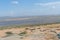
[0,24,60,40]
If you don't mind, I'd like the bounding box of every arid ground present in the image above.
[0,24,60,40]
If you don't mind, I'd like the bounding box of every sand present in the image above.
[0,24,60,40]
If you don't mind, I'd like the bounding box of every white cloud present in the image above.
[35,2,60,8]
[11,1,19,4]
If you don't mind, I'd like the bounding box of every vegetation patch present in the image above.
[0,22,60,30]
[5,32,13,37]
[18,31,27,36]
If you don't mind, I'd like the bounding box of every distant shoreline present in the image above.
[0,22,60,28]
[0,21,60,26]
[0,16,60,26]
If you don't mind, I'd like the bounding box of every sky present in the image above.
[0,0,60,17]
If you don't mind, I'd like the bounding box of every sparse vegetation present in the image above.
[0,23,60,30]
[6,32,13,34]
[57,33,60,39]
[25,28,29,30]
[0,23,60,40]
[5,32,13,37]
[18,31,27,36]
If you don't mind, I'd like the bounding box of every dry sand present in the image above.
[0,24,60,40]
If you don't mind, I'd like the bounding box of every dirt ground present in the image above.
[0,24,60,40]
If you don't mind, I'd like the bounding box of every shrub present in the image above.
[6,32,13,34]
[5,32,13,37]
[18,31,27,36]
[57,33,60,39]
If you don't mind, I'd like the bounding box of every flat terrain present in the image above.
[0,18,30,22]
[1,16,60,26]
[0,24,60,40]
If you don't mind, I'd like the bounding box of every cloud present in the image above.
[35,2,60,8]
[11,1,19,4]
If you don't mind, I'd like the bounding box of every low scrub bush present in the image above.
[18,31,27,36]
